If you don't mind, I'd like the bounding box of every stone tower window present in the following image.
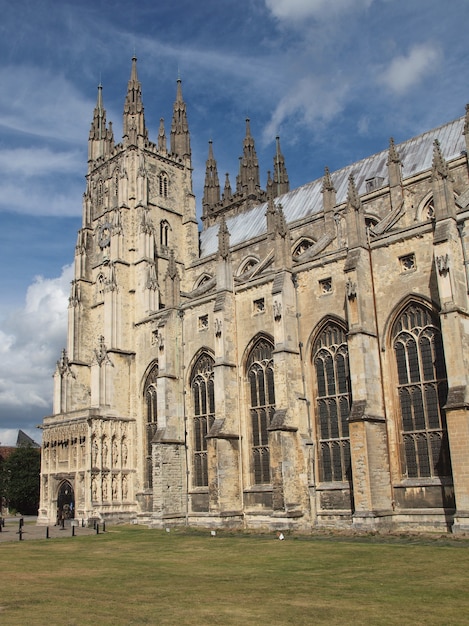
[144,361,159,488]
[97,179,104,208]
[160,219,170,247]
[159,172,169,197]
[190,353,215,487]
[392,303,451,478]
[313,322,351,482]
[247,337,275,484]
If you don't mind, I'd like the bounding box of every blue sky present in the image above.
[0,0,468,445]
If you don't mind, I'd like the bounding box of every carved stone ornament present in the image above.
[346,279,357,300]
[215,318,222,337]
[273,300,282,321]
[436,253,450,275]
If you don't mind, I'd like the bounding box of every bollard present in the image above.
[18,528,23,541]
[96,523,99,534]
[102,521,106,533]
[0,522,2,533]
[72,525,75,537]
[60,518,65,530]
[46,527,49,539]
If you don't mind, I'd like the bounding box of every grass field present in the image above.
[1,525,469,625]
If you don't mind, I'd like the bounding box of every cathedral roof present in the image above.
[199,115,466,257]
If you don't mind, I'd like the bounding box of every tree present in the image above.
[1,446,40,515]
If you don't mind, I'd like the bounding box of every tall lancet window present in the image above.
[247,336,275,484]
[160,220,170,247]
[144,361,159,489]
[191,353,215,487]
[159,172,168,197]
[392,303,451,478]
[313,322,351,483]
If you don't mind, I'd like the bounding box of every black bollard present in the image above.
[46,527,49,539]
[0,522,2,533]
[102,521,106,532]
[18,528,23,541]
[96,523,99,534]
[72,525,75,537]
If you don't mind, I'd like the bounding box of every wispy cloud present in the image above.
[0,147,82,176]
[0,66,93,143]
[262,75,349,143]
[265,0,374,21]
[379,43,441,95]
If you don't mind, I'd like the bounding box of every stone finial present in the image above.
[222,172,232,202]
[217,215,230,260]
[347,175,362,211]
[321,166,335,193]
[432,139,449,179]
[387,137,401,165]
[158,118,167,152]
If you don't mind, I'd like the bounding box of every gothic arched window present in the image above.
[247,337,275,484]
[190,353,215,487]
[96,273,105,303]
[313,322,351,482]
[144,361,159,488]
[159,172,169,197]
[160,220,170,247]
[392,303,451,478]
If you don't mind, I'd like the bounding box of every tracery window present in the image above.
[293,238,314,257]
[313,322,351,482]
[247,337,275,484]
[392,303,451,479]
[191,353,215,487]
[159,172,169,197]
[144,361,159,488]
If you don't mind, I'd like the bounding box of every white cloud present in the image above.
[0,265,73,432]
[262,75,348,143]
[265,0,374,21]
[379,43,441,95]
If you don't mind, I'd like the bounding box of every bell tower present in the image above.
[39,58,197,525]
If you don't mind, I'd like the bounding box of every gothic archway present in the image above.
[57,480,75,520]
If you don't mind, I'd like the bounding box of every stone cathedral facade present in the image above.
[39,58,469,533]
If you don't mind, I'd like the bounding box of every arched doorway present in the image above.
[57,481,75,520]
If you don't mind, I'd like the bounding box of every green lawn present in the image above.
[1,526,468,625]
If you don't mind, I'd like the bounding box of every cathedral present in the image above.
[39,57,469,533]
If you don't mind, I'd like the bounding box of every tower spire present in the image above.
[123,56,148,147]
[88,83,113,164]
[273,136,289,197]
[237,118,262,199]
[170,77,191,158]
[203,140,221,215]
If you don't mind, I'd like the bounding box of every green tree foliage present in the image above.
[1,446,40,515]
